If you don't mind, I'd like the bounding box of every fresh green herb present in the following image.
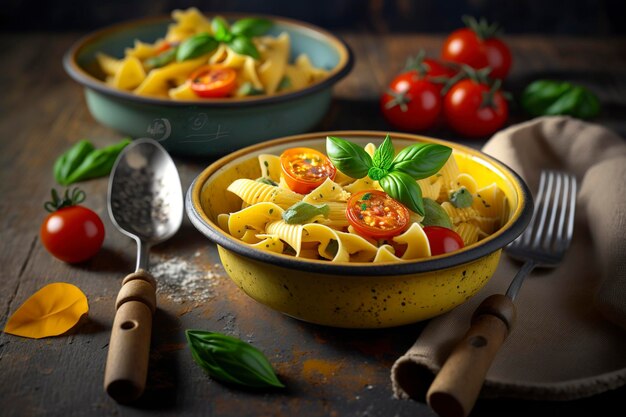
[54,139,131,185]
[361,193,371,200]
[378,171,425,216]
[277,76,292,91]
[227,36,260,60]
[185,330,284,389]
[360,203,367,210]
[177,17,272,62]
[326,135,451,216]
[450,187,473,208]
[282,201,329,224]
[326,136,373,179]
[371,134,395,173]
[256,177,278,186]
[325,239,339,257]
[237,82,265,96]
[231,18,274,37]
[144,46,178,69]
[521,80,601,119]
[177,33,219,61]
[422,198,453,229]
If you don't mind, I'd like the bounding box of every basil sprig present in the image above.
[326,135,451,216]
[177,17,272,61]
[54,139,130,186]
[422,198,453,229]
[282,202,329,224]
[186,330,284,389]
[450,187,473,208]
[521,80,600,119]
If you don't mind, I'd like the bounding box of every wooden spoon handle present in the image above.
[426,294,517,417]
[104,270,157,404]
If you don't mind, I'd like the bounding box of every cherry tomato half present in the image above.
[423,226,464,256]
[346,190,410,240]
[442,27,512,79]
[280,147,337,194]
[381,72,442,131]
[40,205,105,263]
[443,79,508,138]
[189,65,237,98]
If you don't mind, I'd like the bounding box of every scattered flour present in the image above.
[150,252,223,304]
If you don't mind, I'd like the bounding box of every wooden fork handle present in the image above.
[104,270,157,404]
[426,294,517,417]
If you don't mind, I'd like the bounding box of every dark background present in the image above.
[2,0,625,35]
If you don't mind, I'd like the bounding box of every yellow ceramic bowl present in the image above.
[186,131,532,328]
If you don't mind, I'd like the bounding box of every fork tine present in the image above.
[532,171,555,249]
[519,171,548,246]
[555,173,569,244]
[542,171,563,251]
[561,174,578,252]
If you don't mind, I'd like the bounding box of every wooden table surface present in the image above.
[1,32,625,417]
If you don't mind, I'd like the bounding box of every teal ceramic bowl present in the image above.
[63,14,353,156]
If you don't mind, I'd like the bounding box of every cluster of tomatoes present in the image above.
[380,17,512,138]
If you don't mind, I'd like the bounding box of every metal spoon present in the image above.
[104,138,183,403]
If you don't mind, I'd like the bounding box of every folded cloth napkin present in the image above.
[391,116,626,401]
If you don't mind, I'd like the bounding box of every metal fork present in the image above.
[427,170,578,417]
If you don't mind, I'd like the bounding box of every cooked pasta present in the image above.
[220,141,510,263]
[96,8,330,99]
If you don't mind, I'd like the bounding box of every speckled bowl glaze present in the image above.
[63,14,353,156]
[186,131,532,328]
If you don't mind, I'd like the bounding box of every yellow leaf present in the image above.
[3,283,88,339]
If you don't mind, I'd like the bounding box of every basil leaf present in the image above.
[54,140,95,185]
[422,198,453,229]
[256,177,277,186]
[450,187,473,208]
[391,143,452,180]
[144,46,178,69]
[211,16,231,42]
[177,33,219,61]
[378,171,424,216]
[521,80,601,119]
[186,330,284,389]
[326,136,372,179]
[282,202,329,224]
[372,134,394,171]
[54,139,130,185]
[231,18,273,37]
[63,139,131,184]
[277,76,292,91]
[227,36,260,59]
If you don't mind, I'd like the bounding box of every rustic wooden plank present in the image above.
[1,33,625,417]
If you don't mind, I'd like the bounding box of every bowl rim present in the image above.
[63,12,354,108]
[186,130,534,276]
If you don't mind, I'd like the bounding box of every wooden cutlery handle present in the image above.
[426,294,516,417]
[104,270,157,404]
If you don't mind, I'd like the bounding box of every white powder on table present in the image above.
[150,252,223,304]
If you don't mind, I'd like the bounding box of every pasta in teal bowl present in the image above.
[186,131,533,328]
[63,8,353,156]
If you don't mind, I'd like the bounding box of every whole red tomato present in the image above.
[423,226,465,256]
[41,189,105,263]
[443,79,508,138]
[381,73,442,131]
[442,17,512,79]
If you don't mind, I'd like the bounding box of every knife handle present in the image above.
[104,270,157,404]
[426,294,516,417]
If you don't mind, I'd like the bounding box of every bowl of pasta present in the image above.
[186,131,532,328]
[63,8,353,156]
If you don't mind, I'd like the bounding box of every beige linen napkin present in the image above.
[391,116,626,401]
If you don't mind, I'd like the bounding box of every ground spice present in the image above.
[150,252,223,304]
